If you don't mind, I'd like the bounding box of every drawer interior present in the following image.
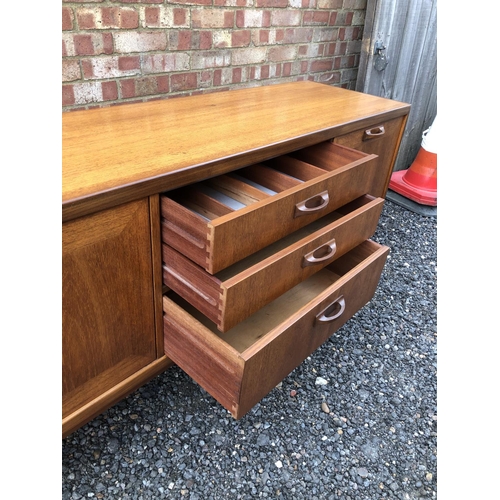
[164,142,369,221]
[164,240,380,354]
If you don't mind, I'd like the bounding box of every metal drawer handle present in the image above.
[302,238,337,268]
[315,295,346,324]
[294,191,329,218]
[363,125,385,141]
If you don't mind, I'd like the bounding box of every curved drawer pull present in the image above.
[363,125,385,141]
[302,238,337,268]
[315,295,346,324]
[294,190,329,218]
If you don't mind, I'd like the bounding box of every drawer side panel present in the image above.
[162,245,222,326]
[161,196,210,268]
[163,296,244,414]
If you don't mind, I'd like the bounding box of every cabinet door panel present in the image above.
[62,198,156,418]
[334,116,406,198]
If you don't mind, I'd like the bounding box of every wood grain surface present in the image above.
[63,81,410,221]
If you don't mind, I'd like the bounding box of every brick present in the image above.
[73,34,94,56]
[73,82,103,105]
[298,43,324,58]
[102,7,139,28]
[310,58,333,72]
[303,10,330,25]
[253,29,285,45]
[333,11,346,25]
[64,33,113,57]
[232,30,251,47]
[343,0,366,9]
[326,41,347,56]
[214,68,231,86]
[169,0,211,5]
[62,60,81,82]
[317,0,342,7]
[340,67,358,84]
[135,76,162,96]
[144,7,160,26]
[198,70,213,88]
[120,79,136,98]
[169,31,192,51]
[346,39,361,54]
[338,54,355,68]
[143,53,190,74]
[81,60,93,78]
[102,81,118,101]
[338,27,360,41]
[318,71,340,84]
[82,56,142,79]
[271,10,301,26]
[63,85,76,107]
[174,8,188,25]
[236,10,271,28]
[118,56,141,71]
[192,9,234,28]
[119,0,163,3]
[352,10,365,25]
[257,30,269,44]
[232,67,242,83]
[114,31,167,53]
[313,27,338,42]
[170,72,198,92]
[76,9,96,29]
[283,27,313,43]
[250,64,279,80]
[169,31,212,50]
[213,30,232,48]
[214,0,252,6]
[268,45,298,62]
[213,69,222,86]
[191,50,231,69]
[232,47,267,65]
[141,6,188,28]
[63,8,74,30]
[102,33,114,54]
[256,0,287,6]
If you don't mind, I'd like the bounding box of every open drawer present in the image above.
[161,142,378,274]
[163,195,385,332]
[163,240,389,419]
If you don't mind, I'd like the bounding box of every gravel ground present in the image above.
[62,198,437,500]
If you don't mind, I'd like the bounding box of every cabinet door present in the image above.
[62,198,157,419]
[334,116,406,198]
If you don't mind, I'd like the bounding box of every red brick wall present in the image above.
[62,0,366,111]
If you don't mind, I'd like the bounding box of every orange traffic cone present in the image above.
[389,116,437,206]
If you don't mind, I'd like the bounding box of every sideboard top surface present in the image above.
[62,81,410,221]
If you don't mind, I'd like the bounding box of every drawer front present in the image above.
[161,142,378,274]
[333,116,407,198]
[163,195,385,332]
[163,240,389,419]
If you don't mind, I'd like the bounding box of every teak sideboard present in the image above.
[62,81,410,438]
